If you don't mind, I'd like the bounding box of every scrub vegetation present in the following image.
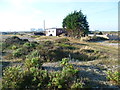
[1,35,119,89]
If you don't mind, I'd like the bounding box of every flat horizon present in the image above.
[0,0,118,32]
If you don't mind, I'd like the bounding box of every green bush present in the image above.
[58,43,76,50]
[26,50,40,59]
[24,57,42,69]
[13,48,23,58]
[71,80,84,88]
[106,70,120,85]
[48,48,69,62]
[47,58,81,89]
[35,46,69,62]
[12,45,18,50]
[2,66,49,89]
[61,58,79,77]
[12,42,38,59]
[23,42,36,48]
[70,49,107,61]
[2,66,23,88]
[60,58,69,66]
[4,36,28,48]
[2,58,84,89]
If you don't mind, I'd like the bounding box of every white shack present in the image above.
[45,28,65,36]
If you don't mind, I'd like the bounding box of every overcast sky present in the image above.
[0,0,119,31]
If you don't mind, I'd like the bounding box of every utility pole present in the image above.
[43,20,45,30]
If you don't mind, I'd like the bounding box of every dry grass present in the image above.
[1,59,22,62]
[35,36,66,41]
[97,59,118,66]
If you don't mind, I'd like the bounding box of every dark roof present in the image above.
[45,28,64,30]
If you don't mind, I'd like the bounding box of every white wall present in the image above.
[46,28,56,36]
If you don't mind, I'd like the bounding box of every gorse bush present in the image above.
[23,42,36,48]
[10,41,38,59]
[71,79,84,88]
[106,70,120,85]
[24,57,42,69]
[2,58,84,89]
[2,66,23,88]
[3,36,28,49]
[26,50,40,59]
[12,45,18,50]
[61,58,79,77]
[34,46,69,62]
[60,58,70,66]
[13,48,23,58]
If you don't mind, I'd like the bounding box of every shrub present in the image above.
[2,66,49,89]
[35,46,69,62]
[12,45,18,50]
[21,68,50,88]
[26,50,40,59]
[60,58,79,77]
[2,66,23,88]
[55,38,69,43]
[44,40,53,46]
[58,43,76,50]
[81,49,94,53]
[48,48,69,62]
[106,70,120,85]
[13,48,23,58]
[23,42,36,48]
[71,52,88,61]
[4,36,28,46]
[70,47,107,61]
[60,58,69,66]
[47,58,81,89]
[81,36,108,42]
[71,80,84,88]
[2,58,84,89]
[24,57,42,69]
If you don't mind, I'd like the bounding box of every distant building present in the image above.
[1,32,18,35]
[45,28,65,36]
[31,28,36,31]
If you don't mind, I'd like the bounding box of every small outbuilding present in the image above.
[45,28,66,36]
